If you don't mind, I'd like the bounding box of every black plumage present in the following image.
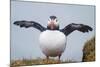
[14,20,46,32]
[13,16,93,36]
[60,23,92,36]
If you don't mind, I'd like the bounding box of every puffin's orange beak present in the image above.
[50,22,55,30]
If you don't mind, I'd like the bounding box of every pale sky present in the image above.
[11,1,95,61]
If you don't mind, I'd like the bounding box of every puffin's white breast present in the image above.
[39,30,66,57]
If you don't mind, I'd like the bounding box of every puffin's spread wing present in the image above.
[60,23,93,36]
[14,20,46,32]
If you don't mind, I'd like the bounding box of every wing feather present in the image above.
[14,20,46,32]
[60,23,93,36]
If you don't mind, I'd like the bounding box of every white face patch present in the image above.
[47,18,59,27]
[54,21,59,27]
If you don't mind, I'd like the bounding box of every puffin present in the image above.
[14,16,92,61]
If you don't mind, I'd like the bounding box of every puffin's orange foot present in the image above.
[45,56,50,64]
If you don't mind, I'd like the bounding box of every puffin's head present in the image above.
[47,16,59,30]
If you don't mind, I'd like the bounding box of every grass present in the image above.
[82,37,95,62]
[10,58,76,67]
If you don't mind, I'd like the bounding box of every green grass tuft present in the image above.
[82,36,95,62]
